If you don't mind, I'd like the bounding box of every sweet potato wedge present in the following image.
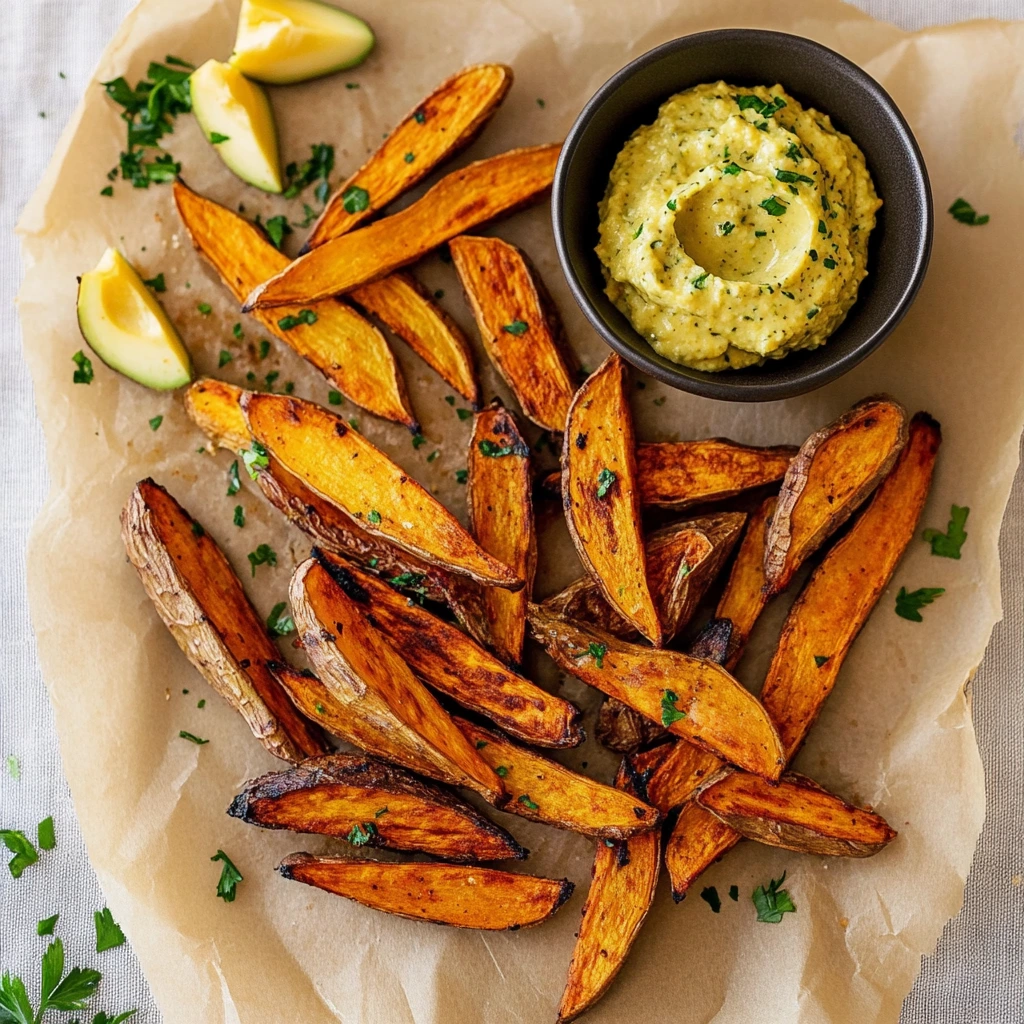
[467,403,537,664]
[350,273,480,406]
[313,551,582,748]
[292,556,504,803]
[242,392,521,588]
[557,758,661,1023]
[184,377,252,451]
[120,480,325,763]
[715,496,775,670]
[228,753,524,862]
[246,146,561,309]
[450,235,577,432]
[662,413,940,898]
[764,396,909,595]
[278,854,574,930]
[173,180,416,430]
[695,770,897,857]
[563,354,661,645]
[303,64,514,248]
[540,439,795,507]
[453,717,657,840]
[527,605,784,780]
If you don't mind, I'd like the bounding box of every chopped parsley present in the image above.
[3,937,103,1018]
[700,886,721,913]
[456,408,472,421]
[818,219,827,235]
[752,872,796,923]
[277,309,317,330]
[367,509,382,524]
[823,257,837,270]
[806,306,819,319]
[258,339,271,359]
[190,522,204,538]
[813,655,830,668]
[404,152,415,163]
[218,349,233,368]
[148,415,163,431]
[6,755,19,780]
[37,816,55,852]
[264,215,292,249]
[479,439,527,458]
[412,433,427,449]
[346,822,377,847]
[197,302,212,315]
[786,142,803,162]
[809,249,818,261]
[1,829,38,878]
[735,94,786,117]
[759,196,788,216]
[328,390,343,405]
[728,884,739,902]
[895,586,945,622]
[923,505,969,559]
[502,319,529,336]
[692,271,710,289]
[241,440,269,480]
[574,642,607,669]
[948,197,989,226]
[596,467,616,499]
[211,849,243,902]
[94,906,127,951]
[455,469,468,484]
[266,601,295,637]
[414,110,427,124]
[37,913,59,936]
[342,185,370,214]
[722,162,742,175]
[208,131,230,144]
[426,450,440,463]
[775,169,813,185]
[100,185,114,196]
[660,689,686,727]
[283,143,334,200]
[754,230,767,237]
[666,198,677,211]
[495,765,509,778]
[475,740,488,750]
[72,350,94,385]
[632,223,644,239]
[719,221,735,235]
[517,794,539,811]
[247,543,277,576]
[178,730,207,745]
[144,272,166,292]
[233,505,245,528]
[226,461,242,496]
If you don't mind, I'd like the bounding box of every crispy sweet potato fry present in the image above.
[304,64,514,248]
[243,392,521,588]
[120,480,324,763]
[229,753,524,862]
[540,439,795,507]
[279,854,574,930]
[663,413,940,898]
[450,235,577,431]
[715,497,775,670]
[467,404,537,664]
[184,377,252,452]
[453,717,657,840]
[764,396,909,595]
[563,354,661,645]
[695,771,897,857]
[350,272,480,406]
[557,758,661,1023]
[527,605,784,780]
[314,551,582,748]
[246,146,561,309]
[293,556,504,803]
[173,181,417,430]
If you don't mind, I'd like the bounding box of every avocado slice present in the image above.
[228,0,375,85]
[77,249,193,391]
[190,59,283,193]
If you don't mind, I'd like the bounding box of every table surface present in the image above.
[2,1,1022,1021]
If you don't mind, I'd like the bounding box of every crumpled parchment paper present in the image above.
[15,0,1024,1021]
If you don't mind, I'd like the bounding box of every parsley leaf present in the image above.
[752,872,796,923]
[517,794,539,811]
[346,822,377,847]
[455,469,468,484]
[241,441,269,480]
[775,169,814,185]
[226,461,242,496]
[266,601,295,637]
[72,350,94,385]
[218,349,233,368]
[719,221,735,235]
[342,185,370,214]
[328,390,343,405]
[283,143,334,200]
[247,544,277,576]
[479,439,528,458]
[37,816,55,852]
[264,215,292,250]
[211,849,243,902]
[722,162,742,175]
[895,586,945,622]
[36,937,102,1014]
[1,829,38,878]
[277,309,317,330]
[728,884,739,902]
[813,655,830,668]
[948,197,989,226]
[94,1012,139,1024]
[923,505,969,559]
[148,415,163,431]
[233,505,245,528]
[143,273,166,292]
[574,642,607,669]
[94,907,126,952]
[691,271,710,289]
[700,886,721,913]
[37,914,59,936]
[367,509,382,524]
[208,131,230,144]
[178,730,208,745]
[660,689,686,727]
[596,468,616,499]
[502,319,528,335]
[759,196,788,216]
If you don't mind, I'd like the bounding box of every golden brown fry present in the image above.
[304,64,514,248]
[246,146,561,309]
[467,404,537,664]
[350,272,480,406]
[527,605,784,780]
[764,396,909,595]
[242,392,521,588]
[120,480,325,763]
[292,556,504,803]
[173,180,417,430]
[453,717,657,840]
[715,496,775,670]
[279,854,574,930]
[563,354,661,645]
[450,235,577,431]
[312,552,580,747]
[229,753,524,862]
[695,770,897,857]
[557,757,661,1023]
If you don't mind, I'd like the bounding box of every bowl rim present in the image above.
[551,27,934,403]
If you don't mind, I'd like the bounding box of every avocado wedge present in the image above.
[77,249,193,391]
[228,0,375,85]
[189,59,283,193]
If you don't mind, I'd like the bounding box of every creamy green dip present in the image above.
[597,82,881,371]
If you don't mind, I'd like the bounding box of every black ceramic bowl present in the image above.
[551,29,932,402]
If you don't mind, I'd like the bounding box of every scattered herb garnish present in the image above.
[412,433,427,449]
[479,439,527,458]
[818,219,827,235]
[211,850,243,902]
[754,230,767,237]
[735,94,786,117]
[455,469,468,484]
[475,740,488,750]
[786,142,803,162]
[190,522,204,538]
[632,223,644,239]
[6,755,19,780]
[595,467,616,499]
[72,350,94,385]
[923,505,969,559]
[264,215,292,250]
[895,586,945,622]
[1,829,38,878]
[660,689,686,727]
[94,907,126,951]
[37,913,59,937]
[240,441,269,481]
[178,730,208,745]
[806,306,819,319]
[752,872,796,923]
[666,198,677,211]
[283,143,334,200]
[37,817,55,852]
[775,169,813,185]
[692,271,710,289]
[948,197,989,226]
[574,642,607,669]
[813,655,830,668]
[728,884,739,902]
[414,110,426,124]
[233,504,246,527]
[700,886,721,913]
[226,461,242,497]
[426,450,440,463]
[328,390,343,405]
[517,794,539,811]
[719,221,735,235]
[148,415,163,431]
[456,408,472,421]
[495,765,509,778]
[197,302,212,315]
[247,544,277,576]
[208,131,230,144]
[266,601,295,637]
[342,185,370,214]
[759,196,788,216]
[502,319,528,336]
[218,349,234,368]
[277,309,316,330]
[143,273,166,292]
[722,162,742,175]
[823,257,837,270]
[258,339,271,359]
[346,822,376,847]
[0,937,102,1020]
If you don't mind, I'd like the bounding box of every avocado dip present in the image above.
[596,82,881,371]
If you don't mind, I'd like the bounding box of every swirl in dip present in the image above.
[596,82,881,371]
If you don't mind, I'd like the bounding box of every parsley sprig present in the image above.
[284,144,334,201]
[895,586,945,622]
[752,872,797,923]
[923,505,969,559]
[0,938,103,1023]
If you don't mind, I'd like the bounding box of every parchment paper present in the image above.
[14,1,1024,1021]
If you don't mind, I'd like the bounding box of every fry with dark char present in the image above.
[242,392,522,589]
[229,753,524,862]
[563,354,661,645]
[453,717,657,840]
[120,480,325,763]
[173,180,417,430]
[314,551,583,749]
[278,854,574,930]
[450,235,578,432]
[292,556,505,804]
[764,396,909,595]
[304,64,514,248]
[246,145,561,309]
[557,757,661,1022]
[467,403,537,664]
[527,605,784,781]
[694,770,897,857]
